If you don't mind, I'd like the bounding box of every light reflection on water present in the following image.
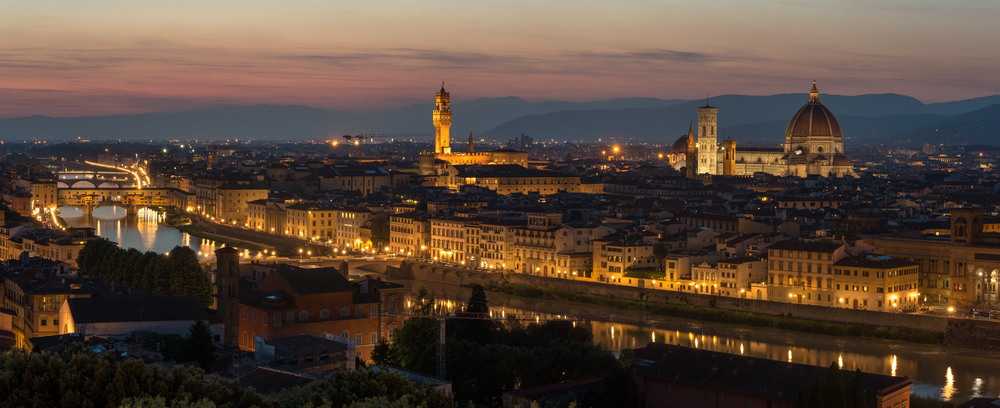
[59,206,223,258]
[397,279,1000,402]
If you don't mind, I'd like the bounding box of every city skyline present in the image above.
[3,0,1000,119]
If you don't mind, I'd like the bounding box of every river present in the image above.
[58,206,227,257]
[391,279,1000,403]
[49,211,1000,402]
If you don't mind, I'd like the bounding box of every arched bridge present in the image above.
[57,187,185,215]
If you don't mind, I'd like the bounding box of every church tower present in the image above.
[433,83,452,154]
[685,123,698,178]
[697,100,719,175]
[722,139,736,176]
[468,132,475,153]
[215,246,240,349]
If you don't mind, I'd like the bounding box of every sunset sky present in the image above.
[2,0,999,118]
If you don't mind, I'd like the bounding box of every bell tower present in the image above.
[215,246,240,349]
[433,83,452,154]
[697,98,719,175]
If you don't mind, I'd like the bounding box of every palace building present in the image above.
[670,81,857,178]
[418,84,528,176]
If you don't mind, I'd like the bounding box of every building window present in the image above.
[746,397,751,407]
[41,319,47,326]
[299,311,308,320]
[371,305,378,317]
[243,307,248,320]
[341,307,350,317]
[667,383,672,393]
[371,332,377,345]
[357,306,363,317]
[356,333,363,345]
[263,313,268,326]
[341,330,349,338]
[252,310,257,322]
[320,309,329,318]
[243,331,248,346]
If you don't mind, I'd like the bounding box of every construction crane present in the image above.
[387,308,579,382]
[340,133,432,157]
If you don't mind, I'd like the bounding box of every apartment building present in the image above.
[766,240,847,306]
[478,218,525,270]
[337,207,373,249]
[217,184,269,226]
[389,212,431,258]
[831,255,920,311]
[430,216,467,264]
[284,203,338,240]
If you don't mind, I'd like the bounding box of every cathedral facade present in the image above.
[670,82,856,178]
[419,85,528,176]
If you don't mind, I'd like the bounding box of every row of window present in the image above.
[243,305,378,324]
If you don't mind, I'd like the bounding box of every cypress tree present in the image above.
[822,362,847,408]
[795,386,808,408]
[846,369,866,408]
[808,373,824,408]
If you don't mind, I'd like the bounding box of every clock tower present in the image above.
[433,83,452,154]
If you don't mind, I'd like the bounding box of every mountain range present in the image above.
[2,94,999,146]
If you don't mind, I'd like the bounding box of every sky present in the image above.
[2,0,999,118]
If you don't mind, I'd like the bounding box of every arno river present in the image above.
[58,206,1000,403]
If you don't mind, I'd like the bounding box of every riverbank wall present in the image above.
[386,260,1000,349]
[189,216,332,256]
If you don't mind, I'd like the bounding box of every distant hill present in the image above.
[0,97,688,142]
[720,114,948,145]
[1,93,997,144]
[480,94,1000,145]
[888,102,1000,145]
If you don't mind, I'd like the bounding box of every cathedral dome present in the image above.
[785,81,843,139]
[671,135,690,155]
[832,155,852,166]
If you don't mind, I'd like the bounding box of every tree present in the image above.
[371,217,390,249]
[153,256,175,296]
[184,320,217,369]
[846,369,866,408]
[322,367,452,408]
[822,362,847,408]
[807,374,824,408]
[168,246,213,307]
[391,288,439,372]
[371,337,394,367]
[0,347,278,408]
[453,284,492,344]
[795,386,808,408]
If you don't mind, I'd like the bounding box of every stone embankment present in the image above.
[386,260,1000,350]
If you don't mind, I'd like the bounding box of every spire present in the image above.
[688,122,693,138]
[440,80,446,93]
[468,131,475,153]
[808,80,820,104]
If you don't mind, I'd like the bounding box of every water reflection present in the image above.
[59,206,228,257]
[395,278,1000,402]
[943,367,955,401]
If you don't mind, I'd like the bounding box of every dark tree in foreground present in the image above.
[823,362,847,408]
[185,320,217,369]
[846,369,866,408]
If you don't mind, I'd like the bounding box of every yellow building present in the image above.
[766,240,846,305]
[832,255,920,311]
[430,216,468,264]
[284,203,338,240]
[337,207,373,248]
[216,184,269,226]
[390,212,431,258]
